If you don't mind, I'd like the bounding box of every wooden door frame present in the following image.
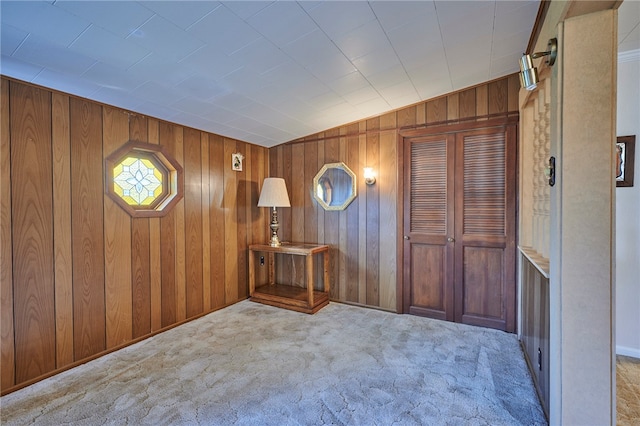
[396,116,519,314]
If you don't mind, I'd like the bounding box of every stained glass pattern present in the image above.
[113,157,164,206]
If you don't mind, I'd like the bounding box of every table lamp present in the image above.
[257,177,291,246]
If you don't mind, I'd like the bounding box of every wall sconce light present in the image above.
[519,38,558,91]
[257,177,291,246]
[363,167,376,185]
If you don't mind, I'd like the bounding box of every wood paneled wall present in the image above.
[0,77,269,394]
[269,74,520,313]
[1,73,520,393]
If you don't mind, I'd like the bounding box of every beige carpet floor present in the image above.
[1,300,546,425]
[617,355,640,425]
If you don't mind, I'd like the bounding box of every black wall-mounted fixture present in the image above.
[547,156,556,187]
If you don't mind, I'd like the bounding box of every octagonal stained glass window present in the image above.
[106,140,183,218]
[113,156,165,206]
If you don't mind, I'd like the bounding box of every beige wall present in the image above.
[557,10,616,424]
[531,2,618,423]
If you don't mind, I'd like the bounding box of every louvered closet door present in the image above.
[403,134,455,321]
[454,126,516,331]
[403,124,516,332]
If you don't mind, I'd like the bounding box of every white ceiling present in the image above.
[1,1,638,147]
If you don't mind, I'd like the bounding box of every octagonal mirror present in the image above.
[313,162,357,211]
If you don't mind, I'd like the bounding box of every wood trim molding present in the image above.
[527,0,552,53]
[399,116,518,139]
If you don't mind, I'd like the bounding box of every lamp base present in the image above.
[269,207,281,247]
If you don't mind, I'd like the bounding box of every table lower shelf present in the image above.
[250,283,329,314]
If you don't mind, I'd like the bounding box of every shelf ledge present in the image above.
[519,246,550,278]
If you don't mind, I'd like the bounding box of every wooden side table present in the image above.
[248,243,330,314]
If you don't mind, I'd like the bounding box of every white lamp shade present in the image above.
[258,177,291,207]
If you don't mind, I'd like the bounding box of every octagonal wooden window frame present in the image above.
[105,140,183,218]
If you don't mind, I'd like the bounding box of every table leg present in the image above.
[249,249,255,296]
[323,249,330,294]
[268,252,275,285]
[306,254,314,307]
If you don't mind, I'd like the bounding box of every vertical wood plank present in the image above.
[262,146,270,242]
[427,97,448,123]
[345,128,360,302]
[366,130,380,306]
[129,115,150,339]
[160,206,176,327]
[316,140,325,238]
[131,218,151,338]
[476,85,489,117]
[281,144,293,244]
[447,93,460,121]
[159,122,177,327]
[209,134,225,309]
[316,138,325,288]
[488,78,509,115]
[459,88,477,119]
[269,147,282,283]
[269,146,278,179]
[358,124,368,304]
[236,143,248,300]
[223,138,239,302]
[70,97,105,360]
[11,83,56,382]
[338,128,349,301]
[291,143,305,244]
[174,129,186,321]
[251,145,266,244]
[396,106,416,128]
[147,118,162,331]
[324,133,341,300]
[376,115,396,310]
[273,145,290,283]
[51,93,74,367]
[160,204,176,327]
[149,215,162,332]
[102,106,132,348]
[415,102,427,127]
[263,149,272,283]
[507,74,520,112]
[128,114,147,141]
[304,141,318,244]
[252,145,268,285]
[201,133,211,312]
[291,143,305,286]
[270,145,280,231]
[1,79,15,389]
[184,128,203,317]
[379,131,397,311]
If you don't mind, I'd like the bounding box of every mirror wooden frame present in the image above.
[312,162,357,211]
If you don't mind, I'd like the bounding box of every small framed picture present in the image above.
[616,135,635,187]
[232,153,244,172]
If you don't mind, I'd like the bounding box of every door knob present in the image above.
[404,235,410,240]
[447,237,455,242]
